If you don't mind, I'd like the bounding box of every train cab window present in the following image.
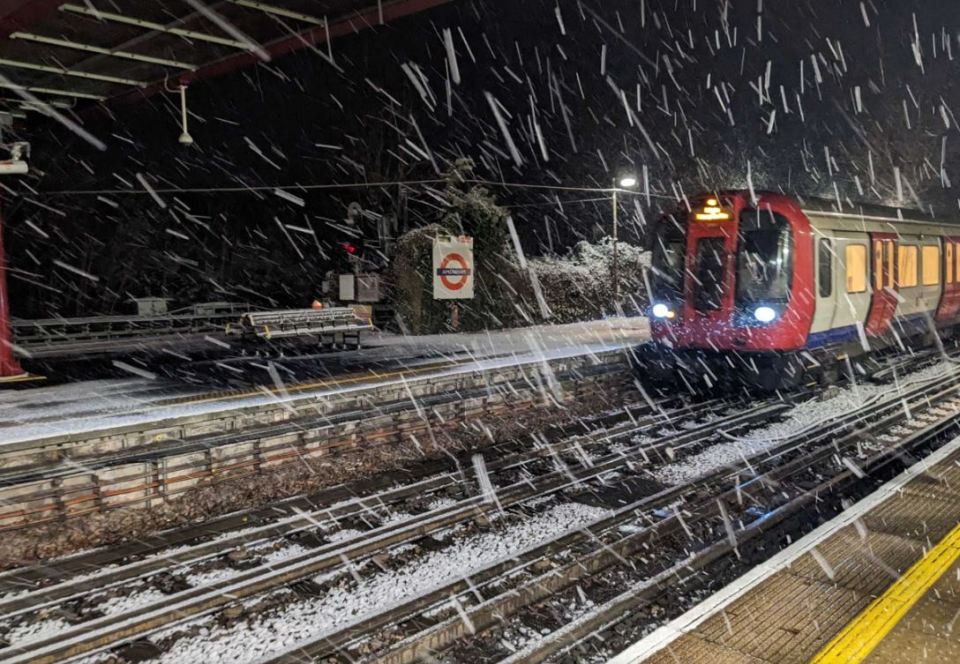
[947,243,955,284]
[923,245,941,286]
[955,243,960,284]
[898,245,919,288]
[735,208,792,308]
[818,239,832,298]
[649,216,687,303]
[845,244,867,293]
[695,237,727,311]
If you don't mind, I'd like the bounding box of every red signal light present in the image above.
[340,242,358,255]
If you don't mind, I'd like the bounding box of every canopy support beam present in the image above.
[0,201,25,381]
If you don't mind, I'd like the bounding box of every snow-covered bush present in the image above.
[388,161,525,334]
[527,237,650,323]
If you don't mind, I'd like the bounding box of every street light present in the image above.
[612,174,637,306]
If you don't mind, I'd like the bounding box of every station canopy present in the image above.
[0,0,449,113]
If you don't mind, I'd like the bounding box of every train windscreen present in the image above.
[735,209,792,307]
[650,217,686,303]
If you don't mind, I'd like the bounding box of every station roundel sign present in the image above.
[433,236,475,300]
[438,252,471,291]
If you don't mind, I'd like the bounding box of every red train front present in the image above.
[643,191,820,390]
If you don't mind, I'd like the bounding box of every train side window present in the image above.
[818,239,832,298]
[845,244,867,294]
[947,243,955,284]
[955,242,960,283]
[885,241,895,288]
[898,245,919,288]
[922,245,941,286]
[873,242,883,291]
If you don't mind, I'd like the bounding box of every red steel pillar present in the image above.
[0,202,24,380]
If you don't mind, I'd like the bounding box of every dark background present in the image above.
[3,0,958,318]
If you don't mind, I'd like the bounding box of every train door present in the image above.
[831,233,872,338]
[865,235,897,336]
[684,223,736,333]
[895,239,922,320]
[810,231,838,335]
[935,238,960,321]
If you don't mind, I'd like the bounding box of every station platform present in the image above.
[0,317,648,446]
[612,433,960,664]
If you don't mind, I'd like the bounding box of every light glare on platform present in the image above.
[618,176,637,188]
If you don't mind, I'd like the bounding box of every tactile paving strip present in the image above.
[691,571,870,662]
[862,493,959,543]
[787,528,925,596]
[900,463,960,502]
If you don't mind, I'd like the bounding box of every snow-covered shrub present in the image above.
[527,237,651,323]
[388,161,526,334]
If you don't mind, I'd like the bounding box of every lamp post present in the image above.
[612,175,637,306]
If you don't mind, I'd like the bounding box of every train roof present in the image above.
[792,195,944,225]
[656,191,960,234]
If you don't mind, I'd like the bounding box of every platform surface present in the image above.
[0,317,648,447]
[611,432,960,664]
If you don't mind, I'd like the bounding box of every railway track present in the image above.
[154,354,482,407]
[0,355,468,429]
[0,350,953,663]
[0,354,633,530]
[0,395,732,603]
[252,361,960,664]
[0,391,691,590]
[0,391,784,663]
[508,407,960,663]
[406,366,960,664]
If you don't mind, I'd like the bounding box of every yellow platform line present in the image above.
[812,521,960,663]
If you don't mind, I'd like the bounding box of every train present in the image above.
[640,190,960,391]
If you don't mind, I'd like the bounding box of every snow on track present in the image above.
[137,501,611,664]
[655,359,960,486]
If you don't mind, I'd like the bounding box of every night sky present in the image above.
[4,0,959,318]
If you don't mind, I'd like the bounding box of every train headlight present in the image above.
[754,306,777,323]
[652,303,672,319]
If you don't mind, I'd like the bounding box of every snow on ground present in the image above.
[3,617,72,649]
[0,378,206,422]
[98,587,171,619]
[497,594,598,661]
[655,359,960,485]
[137,501,611,664]
[0,317,648,447]
[366,316,648,355]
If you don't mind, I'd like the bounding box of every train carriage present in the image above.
[643,191,960,390]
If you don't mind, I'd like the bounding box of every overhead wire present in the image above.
[35,178,675,200]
